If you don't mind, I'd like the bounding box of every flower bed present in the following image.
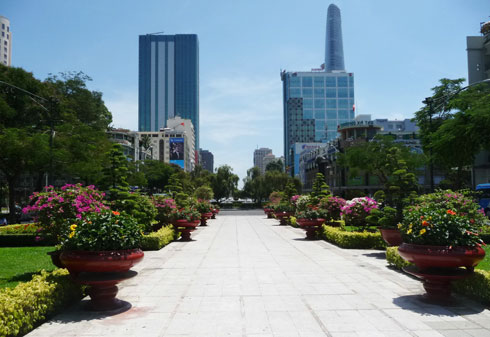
[0,269,83,337]
[322,225,386,249]
[141,226,177,251]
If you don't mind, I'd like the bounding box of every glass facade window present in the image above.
[315,131,325,141]
[327,110,337,119]
[314,99,325,109]
[302,77,313,87]
[327,121,338,130]
[327,131,337,140]
[326,77,336,87]
[314,77,324,87]
[314,110,324,119]
[290,88,301,97]
[314,88,324,97]
[326,88,336,98]
[338,109,349,119]
[326,99,337,109]
[338,99,348,109]
[338,76,348,87]
[348,76,354,86]
[315,120,325,130]
[349,87,354,97]
[350,111,355,119]
[303,110,313,119]
[302,88,313,98]
[290,77,301,87]
[303,99,313,109]
[338,87,348,98]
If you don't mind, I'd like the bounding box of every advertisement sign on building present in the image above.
[170,137,185,169]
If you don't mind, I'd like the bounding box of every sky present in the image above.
[2,0,489,186]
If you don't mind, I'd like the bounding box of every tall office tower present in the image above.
[467,21,490,85]
[199,149,214,173]
[0,16,12,66]
[139,34,200,149]
[325,4,344,72]
[281,4,354,174]
[253,148,272,174]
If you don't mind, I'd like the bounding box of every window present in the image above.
[327,110,337,119]
[302,88,313,98]
[326,88,336,98]
[315,131,325,141]
[326,77,336,87]
[326,99,337,109]
[3,41,6,45]
[327,121,338,130]
[314,99,325,108]
[348,76,354,87]
[350,111,355,119]
[338,99,348,109]
[289,76,300,87]
[314,77,324,87]
[289,88,300,98]
[1,32,3,37]
[303,99,313,109]
[303,109,313,119]
[315,120,325,130]
[338,76,348,87]
[349,87,354,98]
[302,77,313,87]
[314,110,324,119]
[7,26,9,32]
[1,24,4,30]
[3,47,6,53]
[338,87,348,98]
[338,109,349,119]
[314,88,324,97]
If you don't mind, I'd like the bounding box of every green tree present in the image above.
[265,159,284,173]
[140,160,176,192]
[99,143,129,190]
[211,165,239,203]
[310,172,330,199]
[242,166,266,204]
[194,185,214,200]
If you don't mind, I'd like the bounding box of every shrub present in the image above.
[141,226,177,251]
[0,235,55,247]
[341,197,379,227]
[385,246,413,269]
[0,224,40,235]
[152,197,177,227]
[0,269,83,337]
[322,225,386,249]
[194,186,214,201]
[110,191,157,232]
[399,190,486,246]
[452,270,490,305]
[319,196,346,220]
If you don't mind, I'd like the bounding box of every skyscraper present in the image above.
[0,16,12,66]
[139,34,200,149]
[281,4,354,173]
[253,148,272,174]
[199,149,214,173]
[325,4,344,72]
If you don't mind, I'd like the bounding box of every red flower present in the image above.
[112,211,120,216]
[446,209,456,215]
[422,220,429,227]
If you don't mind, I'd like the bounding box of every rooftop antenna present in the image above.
[147,31,165,35]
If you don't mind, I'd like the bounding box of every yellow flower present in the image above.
[70,224,77,231]
[420,228,427,235]
[397,223,402,229]
[409,223,413,228]
[407,229,412,234]
[69,231,75,238]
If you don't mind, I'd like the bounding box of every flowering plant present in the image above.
[399,190,486,246]
[272,202,295,213]
[60,210,143,251]
[296,204,327,220]
[194,199,213,214]
[341,197,379,227]
[294,195,311,213]
[171,206,201,222]
[290,195,301,204]
[319,196,347,220]
[23,184,108,242]
[152,196,177,226]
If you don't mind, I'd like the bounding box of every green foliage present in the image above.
[265,159,284,173]
[109,190,157,231]
[365,206,398,228]
[172,205,200,222]
[60,210,143,251]
[100,143,129,190]
[0,269,83,337]
[399,190,486,246]
[141,160,176,192]
[272,202,295,213]
[318,196,347,220]
[311,173,330,199]
[194,186,214,201]
[322,225,386,249]
[211,165,239,203]
[0,224,40,234]
[385,246,413,269]
[194,199,213,214]
[283,181,297,201]
[452,270,490,305]
[141,225,176,251]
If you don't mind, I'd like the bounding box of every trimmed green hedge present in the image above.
[386,246,490,305]
[321,225,386,249]
[0,224,40,234]
[0,269,83,337]
[0,235,54,247]
[141,226,177,251]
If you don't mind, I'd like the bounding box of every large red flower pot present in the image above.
[379,228,403,246]
[296,218,325,240]
[200,212,213,226]
[60,249,144,312]
[398,243,485,302]
[175,219,200,241]
[264,208,274,219]
[47,250,64,268]
[211,208,219,219]
[275,212,292,226]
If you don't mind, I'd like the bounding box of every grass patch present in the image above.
[0,246,56,289]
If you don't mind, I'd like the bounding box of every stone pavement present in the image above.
[27,212,490,337]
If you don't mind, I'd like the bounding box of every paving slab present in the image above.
[26,212,490,337]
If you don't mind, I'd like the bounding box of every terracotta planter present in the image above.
[200,212,213,226]
[60,249,144,274]
[296,218,325,240]
[211,209,219,219]
[275,212,292,225]
[379,228,403,246]
[264,208,274,219]
[175,219,200,241]
[398,243,485,271]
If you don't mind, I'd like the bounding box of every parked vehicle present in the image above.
[476,183,490,218]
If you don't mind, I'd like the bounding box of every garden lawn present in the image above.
[0,246,56,288]
[476,245,490,271]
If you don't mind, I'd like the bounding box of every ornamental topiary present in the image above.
[341,197,379,227]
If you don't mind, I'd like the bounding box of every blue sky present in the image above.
[2,0,489,185]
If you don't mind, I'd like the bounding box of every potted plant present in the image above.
[273,202,295,226]
[397,190,487,300]
[152,196,177,230]
[366,206,402,246]
[195,200,214,226]
[295,196,326,239]
[211,204,220,219]
[341,197,379,229]
[319,196,346,226]
[59,209,144,311]
[171,206,201,240]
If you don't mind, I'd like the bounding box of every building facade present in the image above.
[138,34,199,149]
[0,16,12,66]
[281,4,354,172]
[467,21,490,85]
[253,148,273,174]
[199,149,214,173]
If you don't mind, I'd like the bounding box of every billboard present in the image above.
[170,137,185,169]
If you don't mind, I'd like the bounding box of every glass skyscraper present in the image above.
[139,34,199,149]
[282,4,354,173]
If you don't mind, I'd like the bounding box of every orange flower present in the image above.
[446,210,456,215]
[112,211,120,216]
[422,220,429,227]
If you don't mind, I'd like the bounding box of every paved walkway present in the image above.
[28,212,490,337]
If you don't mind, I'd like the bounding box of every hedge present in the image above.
[386,246,490,305]
[0,269,83,337]
[141,225,177,251]
[0,235,55,247]
[321,225,386,249]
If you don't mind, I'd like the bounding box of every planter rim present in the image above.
[60,248,143,255]
[399,243,483,251]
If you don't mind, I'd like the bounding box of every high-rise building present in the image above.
[199,149,214,173]
[253,148,272,174]
[467,21,490,85]
[0,16,12,66]
[281,4,354,173]
[138,34,200,149]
